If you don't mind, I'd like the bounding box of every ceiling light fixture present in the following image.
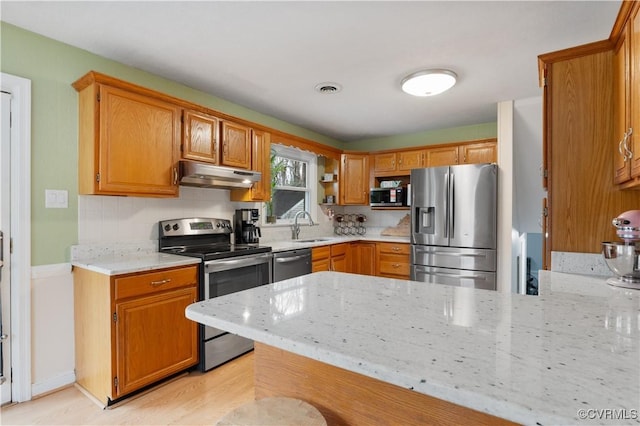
[401,69,457,97]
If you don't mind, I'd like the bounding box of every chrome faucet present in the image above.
[292,210,314,240]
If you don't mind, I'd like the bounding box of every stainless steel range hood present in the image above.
[179,161,261,189]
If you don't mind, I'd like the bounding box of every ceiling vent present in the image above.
[315,82,342,94]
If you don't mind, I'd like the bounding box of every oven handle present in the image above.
[204,252,273,273]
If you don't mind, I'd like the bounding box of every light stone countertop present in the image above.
[70,236,409,275]
[71,252,201,275]
[186,270,640,425]
[268,234,409,252]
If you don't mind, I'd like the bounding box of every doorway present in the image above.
[1,72,32,404]
[1,91,10,404]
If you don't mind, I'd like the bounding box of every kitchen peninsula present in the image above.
[186,271,640,425]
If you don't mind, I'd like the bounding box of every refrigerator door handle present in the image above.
[444,172,449,238]
[449,172,455,238]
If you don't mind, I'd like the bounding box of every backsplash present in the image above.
[77,188,409,247]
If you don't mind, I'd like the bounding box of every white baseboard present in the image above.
[31,370,76,397]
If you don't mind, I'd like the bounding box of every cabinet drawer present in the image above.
[115,266,198,300]
[378,254,410,277]
[312,246,331,261]
[330,243,348,257]
[377,242,410,255]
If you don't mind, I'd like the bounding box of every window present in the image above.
[266,144,317,225]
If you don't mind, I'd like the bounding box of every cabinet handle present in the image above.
[619,130,632,162]
[391,246,400,252]
[150,278,172,287]
[172,167,178,185]
[392,263,401,268]
[223,141,228,156]
[625,128,634,159]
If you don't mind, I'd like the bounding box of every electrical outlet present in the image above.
[45,189,68,208]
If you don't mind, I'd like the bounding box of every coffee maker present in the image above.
[234,208,261,244]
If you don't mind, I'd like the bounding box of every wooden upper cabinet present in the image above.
[76,83,180,197]
[371,152,397,173]
[425,145,459,167]
[182,109,219,164]
[230,130,271,202]
[397,149,424,171]
[372,149,424,175]
[221,120,251,169]
[614,23,631,184]
[630,4,640,179]
[460,142,497,164]
[340,153,369,205]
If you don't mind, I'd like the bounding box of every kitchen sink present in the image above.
[293,238,331,243]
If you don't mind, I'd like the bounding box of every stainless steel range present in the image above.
[159,217,272,371]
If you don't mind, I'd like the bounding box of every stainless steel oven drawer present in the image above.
[203,333,253,371]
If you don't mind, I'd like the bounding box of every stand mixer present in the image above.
[602,210,640,289]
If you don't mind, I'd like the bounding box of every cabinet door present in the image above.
[330,243,349,272]
[221,121,251,169]
[230,130,270,201]
[614,25,631,184]
[114,287,198,397]
[460,142,497,164]
[182,110,219,164]
[350,242,376,275]
[630,5,640,177]
[398,150,424,171]
[98,85,180,196]
[372,153,397,173]
[340,154,369,205]
[312,246,331,272]
[425,146,459,167]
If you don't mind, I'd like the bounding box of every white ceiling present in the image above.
[1,1,621,142]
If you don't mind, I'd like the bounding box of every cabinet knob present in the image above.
[392,246,400,252]
[392,263,400,268]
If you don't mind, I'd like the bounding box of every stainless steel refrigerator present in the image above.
[410,163,497,290]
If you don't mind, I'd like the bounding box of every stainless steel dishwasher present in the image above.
[273,248,312,281]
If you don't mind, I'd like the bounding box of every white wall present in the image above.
[512,97,545,234]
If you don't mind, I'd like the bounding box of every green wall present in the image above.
[0,22,343,266]
[0,22,497,266]
[346,122,497,151]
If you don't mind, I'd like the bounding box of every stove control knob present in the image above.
[216,222,221,228]
[172,223,179,231]
[164,224,171,232]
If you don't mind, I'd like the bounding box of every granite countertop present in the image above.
[186,271,640,425]
[71,252,201,275]
[70,235,410,275]
[268,234,409,252]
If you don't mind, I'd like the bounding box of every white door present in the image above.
[1,91,12,404]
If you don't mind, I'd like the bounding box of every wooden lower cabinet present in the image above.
[311,243,348,272]
[350,242,377,276]
[330,243,348,272]
[376,242,410,279]
[74,265,199,406]
[312,241,408,278]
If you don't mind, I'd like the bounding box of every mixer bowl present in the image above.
[602,242,640,282]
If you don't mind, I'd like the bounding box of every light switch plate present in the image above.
[45,189,68,208]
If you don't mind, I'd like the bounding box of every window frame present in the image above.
[264,144,317,226]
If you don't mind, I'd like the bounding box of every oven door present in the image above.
[203,252,272,340]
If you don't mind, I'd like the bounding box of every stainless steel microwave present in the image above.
[370,187,408,207]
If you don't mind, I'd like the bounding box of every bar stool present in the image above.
[216,397,327,426]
